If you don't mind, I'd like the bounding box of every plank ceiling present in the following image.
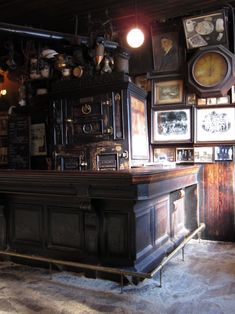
[0,0,234,36]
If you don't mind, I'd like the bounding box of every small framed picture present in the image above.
[134,74,150,92]
[153,79,184,105]
[195,107,235,143]
[214,146,233,161]
[183,10,228,49]
[194,146,214,163]
[187,93,197,105]
[216,95,230,105]
[176,147,194,163]
[206,98,217,105]
[152,107,192,143]
[197,98,207,106]
[153,147,176,162]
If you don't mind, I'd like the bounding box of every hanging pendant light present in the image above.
[127,27,144,48]
[126,0,145,48]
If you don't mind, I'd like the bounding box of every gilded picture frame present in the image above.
[153,79,184,105]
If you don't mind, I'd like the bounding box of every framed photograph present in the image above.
[134,74,150,92]
[176,147,194,163]
[153,79,183,105]
[183,10,228,49]
[197,98,207,106]
[153,147,176,162]
[207,98,217,105]
[194,146,214,163]
[195,107,235,143]
[216,95,230,105]
[214,145,233,161]
[152,108,192,143]
[130,95,149,159]
[151,23,184,74]
[187,93,197,105]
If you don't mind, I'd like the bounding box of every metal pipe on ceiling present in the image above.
[0,21,119,49]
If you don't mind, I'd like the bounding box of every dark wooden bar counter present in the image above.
[0,165,200,274]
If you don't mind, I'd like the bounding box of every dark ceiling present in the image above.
[0,0,234,36]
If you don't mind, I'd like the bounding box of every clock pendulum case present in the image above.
[188,45,235,98]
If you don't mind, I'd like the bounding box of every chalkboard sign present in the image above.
[8,115,30,169]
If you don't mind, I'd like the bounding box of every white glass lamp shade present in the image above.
[126,27,144,48]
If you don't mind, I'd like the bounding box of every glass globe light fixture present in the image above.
[126,27,145,48]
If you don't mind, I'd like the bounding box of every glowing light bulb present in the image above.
[126,28,145,48]
[0,89,7,96]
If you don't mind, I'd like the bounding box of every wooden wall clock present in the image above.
[188,45,235,97]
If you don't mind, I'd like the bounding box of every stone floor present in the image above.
[0,240,234,314]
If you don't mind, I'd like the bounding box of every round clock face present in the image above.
[193,51,228,87]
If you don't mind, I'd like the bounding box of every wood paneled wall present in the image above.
[200,162,235,241]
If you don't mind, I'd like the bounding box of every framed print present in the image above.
[152,108,191,143]
[153,79,183,105]
[153,147,176,162]
[195,107,235,143]
[187,93,197,105]
[194,146,214,163]
[214,145,233,161]
[130,95,149,159]
[216,95,230,105]
[134,74,150,92]
[176,147,194,163]
[183,10,228,49]
[207,98,217,105]
[151,24,184,73]
[197,98,207,106]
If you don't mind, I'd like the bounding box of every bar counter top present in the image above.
[0,165,200,200]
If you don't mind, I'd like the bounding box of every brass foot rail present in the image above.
[0,223,205,293]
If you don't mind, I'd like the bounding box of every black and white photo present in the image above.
[152,108,191,143]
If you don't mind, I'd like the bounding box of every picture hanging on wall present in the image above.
[214,145,233,161]
[182,10,228,49]
[151,23,184,74]
[151,108,192,143]
[176,147,194,163]
[195,107,235,143]
[194,146,214,163]
[153,79,184,105]
[153,147,176,162]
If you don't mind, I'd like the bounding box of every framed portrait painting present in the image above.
[195,107,235,143]
[151,108,192,143]
[151,23,184,74]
